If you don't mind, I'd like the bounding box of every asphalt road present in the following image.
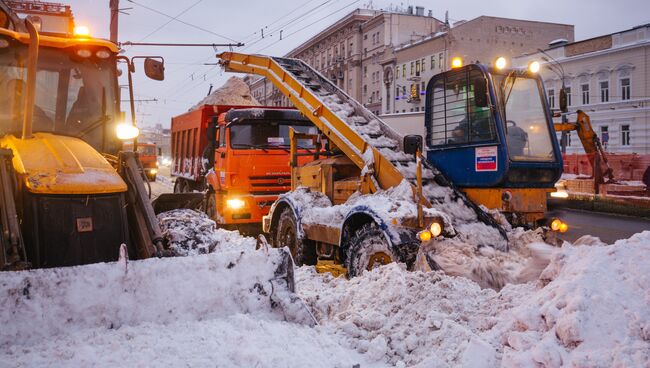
[546,207,650,244]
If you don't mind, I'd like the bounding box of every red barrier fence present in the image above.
[563,153,650,181]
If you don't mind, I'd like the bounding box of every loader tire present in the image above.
[275,208,316,266]
[345,222,394,278]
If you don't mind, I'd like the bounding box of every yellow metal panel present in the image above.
[0,27,119,52]
[462,188,550,214]
[1,133,127,194]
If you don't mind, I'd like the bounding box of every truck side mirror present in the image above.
[473,78,488,108]
[207,117,218,143]
[144,58,165,81]
[559,87,568,113]
[404,135,423,156]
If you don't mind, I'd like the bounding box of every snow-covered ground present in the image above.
[1,220,648,367]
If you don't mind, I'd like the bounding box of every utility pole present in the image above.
[110,0,119,44]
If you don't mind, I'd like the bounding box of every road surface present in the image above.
[546,207,650,244]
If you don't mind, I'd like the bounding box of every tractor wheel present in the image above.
[345,222,394,278]
[274,208,316,266]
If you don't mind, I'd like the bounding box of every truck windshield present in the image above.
[229,121,318,149]
[494,74,555,162]
[0,43,119,152]
[124,144,156,155]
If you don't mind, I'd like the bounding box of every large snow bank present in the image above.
[191,76,260,110]
[296,231,650,367]
[1,314,372,368]
[0,247,312,348]
[485,231,650,367]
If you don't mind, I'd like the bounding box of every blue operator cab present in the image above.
[423,63,563,225]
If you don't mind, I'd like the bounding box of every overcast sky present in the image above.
[67,0,650,128]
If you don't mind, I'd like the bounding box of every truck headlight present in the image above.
[226,198,245,210]
[116,123,139,140]
[149,168,158,175]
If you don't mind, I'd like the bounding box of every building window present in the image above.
[415,60,420,75]
[431,55,436,70]
[600,81,609,103]
[402,86,406,97]
[364,34,367,40]
[621,78,630,100]
[621,125,630,146]
[600,126,609,149]
[581,84,590,105]
[548,89,555,109]
[363,66,367,78]
[363,85,367,95]
[421,58,425,71]
[439,53,443,69]
[402,64,406,77]
[565,87,572,106]
[410,62,414,75]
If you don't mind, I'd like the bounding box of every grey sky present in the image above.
[67,0,650,128]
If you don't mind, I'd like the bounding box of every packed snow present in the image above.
[1,222,648,367]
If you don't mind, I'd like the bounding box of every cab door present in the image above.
[424,65,508,187]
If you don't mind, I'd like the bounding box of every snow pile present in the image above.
[1,314,372,368]
[0,247,312,348]
[485,231,650,367]
[158,209,255,255]
[296,264,532,367]
[191,76,260,110]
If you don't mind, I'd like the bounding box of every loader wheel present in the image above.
[275,208,316,266]
[345,222,394,278]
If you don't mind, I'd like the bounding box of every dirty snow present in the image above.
[191,76,260,110]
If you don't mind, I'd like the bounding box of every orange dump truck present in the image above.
[171,105,317,232]
[124,142,159,180]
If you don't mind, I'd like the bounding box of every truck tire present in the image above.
[275,208,316,266]
[345,222,394,278]
[205,192,218,222]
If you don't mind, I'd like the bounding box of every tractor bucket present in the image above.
[152,193,205,214]
[0,247,315,347]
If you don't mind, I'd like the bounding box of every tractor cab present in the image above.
[424,62,563,225]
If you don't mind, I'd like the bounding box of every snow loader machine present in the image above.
[218,52,554,277]
[0,2,303,320]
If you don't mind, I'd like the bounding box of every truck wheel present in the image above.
[205,192,218,222]
[173,179,183,193]
[345,222,394,278]
[275,208,316,266]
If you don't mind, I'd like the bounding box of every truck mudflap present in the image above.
[0,247,316,347]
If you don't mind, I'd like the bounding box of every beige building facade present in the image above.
[248,7,444,112]
[514,24,650,154]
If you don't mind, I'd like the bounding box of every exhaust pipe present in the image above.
[21,18,39,140]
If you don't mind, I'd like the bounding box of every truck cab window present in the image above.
[229,120,318,149]
[427,67,496,147]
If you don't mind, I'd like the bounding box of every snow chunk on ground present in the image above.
[0,247,309,348]
[158,209,255,255]
[296,264,532,367]
[1,314,373,368]
[484,231,650,367]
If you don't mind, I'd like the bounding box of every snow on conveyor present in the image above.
[1,229,648,367]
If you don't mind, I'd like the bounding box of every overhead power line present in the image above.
[136,0,203,43]
[255,0,361,53]
[126,0,240,43]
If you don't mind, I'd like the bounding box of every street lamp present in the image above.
[537,48,569,153]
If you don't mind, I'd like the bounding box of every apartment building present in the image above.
[514,23,650,154]
[248,7,444,111]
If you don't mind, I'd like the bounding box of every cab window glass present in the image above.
[427,67,496,147]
